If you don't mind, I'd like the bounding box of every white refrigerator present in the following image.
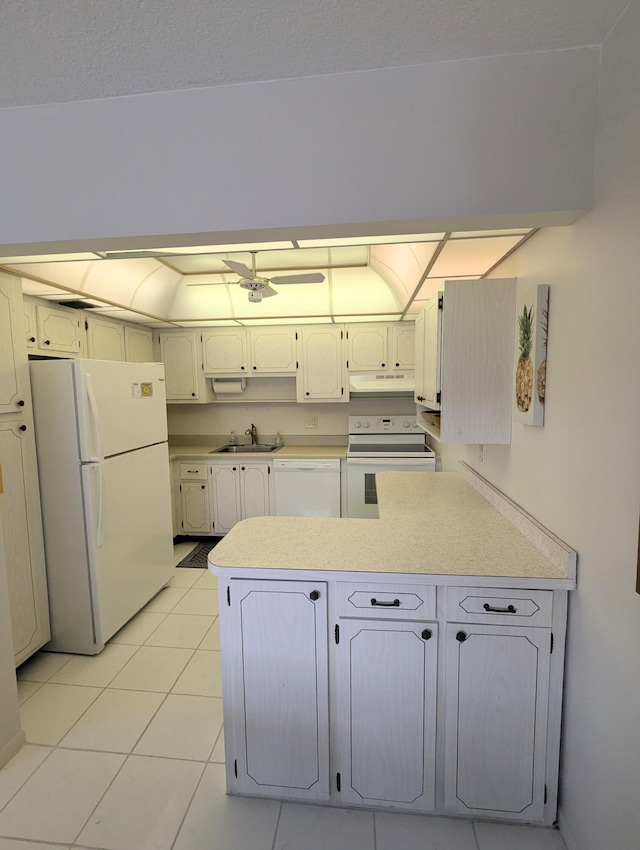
[30,359,175,655]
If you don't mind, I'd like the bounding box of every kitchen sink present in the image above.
[212,445,280,453]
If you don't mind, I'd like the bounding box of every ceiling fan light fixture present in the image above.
[247,290,263,302]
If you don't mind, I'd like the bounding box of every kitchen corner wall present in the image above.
[438,5,640,848]
[167,396,415,441]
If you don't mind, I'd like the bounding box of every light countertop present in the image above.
[209,470,576,587]
[169,443,347,461]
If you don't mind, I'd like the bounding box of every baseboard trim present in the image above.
[557,807,580,850]
[0,729,26,770]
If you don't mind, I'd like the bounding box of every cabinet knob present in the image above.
[19,424,27,432]
[241,466,245,471]
[191,392,196,397]
[421,629,432,640]
[252,365,257,370]
[395,362,400,367]
[240,366,246,370]
[16,399,25,407]
[29,336,36,343]
[456,630,467,642]
[305,391,310,396]
[309,590,320,601]
[381,363,385,368]
[232,467,237,471]
[201,485,205,490]
[44,339,51,345]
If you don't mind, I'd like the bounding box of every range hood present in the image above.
[348,373,415,396]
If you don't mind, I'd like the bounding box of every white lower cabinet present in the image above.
[226,578,330,800]
[443,623,550,821]
[209,462,271,534]
[217,574,566,824]
[337,618,437,811]
[177,463,214,536]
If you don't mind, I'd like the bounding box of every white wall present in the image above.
[0,48,598,252]
[167,395,415,440]
[438,5,640,848]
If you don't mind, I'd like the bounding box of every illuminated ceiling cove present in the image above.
[2,228,535,326]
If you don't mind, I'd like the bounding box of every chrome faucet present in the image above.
[245,423,258,445]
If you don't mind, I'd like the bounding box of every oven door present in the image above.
[346,457,435,519]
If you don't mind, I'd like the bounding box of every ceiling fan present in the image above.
[222,252,325,302]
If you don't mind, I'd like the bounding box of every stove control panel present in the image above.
[348,415,421,434]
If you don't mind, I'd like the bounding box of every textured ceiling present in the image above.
[0,0,627,107]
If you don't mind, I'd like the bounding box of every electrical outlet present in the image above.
[305,415,318,429]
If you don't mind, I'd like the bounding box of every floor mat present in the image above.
[176,539,220,568]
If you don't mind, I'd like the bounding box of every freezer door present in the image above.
[74,359,168,460]
[82,441,174,646]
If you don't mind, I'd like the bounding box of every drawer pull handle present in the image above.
[483,603,517,614]
[187,469,199,473]
[371,598,400,607]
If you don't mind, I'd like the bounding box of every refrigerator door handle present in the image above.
[85,461,104,547]
[85,374,104,464]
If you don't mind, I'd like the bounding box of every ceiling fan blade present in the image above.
[262,285,278,298]
[222,259,256,279]
[269,273,325,285]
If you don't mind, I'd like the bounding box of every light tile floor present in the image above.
[0,544,569,850]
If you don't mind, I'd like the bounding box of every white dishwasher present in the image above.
[273,458,341,517]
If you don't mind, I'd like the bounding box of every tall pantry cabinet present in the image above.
[0,271,50,665]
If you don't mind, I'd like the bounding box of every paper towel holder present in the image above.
[211,378,246,394]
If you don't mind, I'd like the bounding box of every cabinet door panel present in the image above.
[0,420,50,663]
[390,325,415,370]
[36,305,82,353]
[297,326,346,401]
[347,325,388,371]
[124,326,154,362]
[159,333,199,399]
[239,464,270,519]
[86,317,126,361]
[444,623,550,820]
[229,579,329,800]
[180,482,210,534]
[202,330,248,374]
[210,465,241,533]
[0,278,29,413]
[250,327,297,372]
[338,619,437,811]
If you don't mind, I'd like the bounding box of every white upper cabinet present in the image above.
[346,324,388,371]
[202,326,298,375]
[35,302,84,356]
[390,323,415,370]
[124,326,154,363]
[415,279,516,444]
[85,315,126,361]
[347,323,415,372]
[202,329,248,374]
[156,331,215,403]
[297,325,347,402]
[249,327,297,373]
[0,280,30,414]
[23,300,37,350]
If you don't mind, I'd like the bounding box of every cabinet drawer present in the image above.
[336,582,435,620]
[179,462,207,480]
[446,587,552,627]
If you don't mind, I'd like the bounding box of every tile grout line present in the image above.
[270,801,284,850]
[167,760,208,850]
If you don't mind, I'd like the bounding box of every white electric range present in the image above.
[346,415,436,518]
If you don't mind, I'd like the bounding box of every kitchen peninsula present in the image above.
[209,465,576,825]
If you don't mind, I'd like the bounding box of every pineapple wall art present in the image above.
[514,284,549,427]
